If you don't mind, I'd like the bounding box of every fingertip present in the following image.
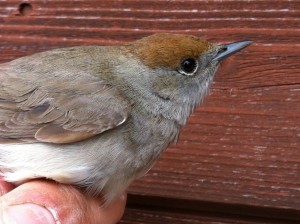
[97,193,127,224]
[0,180,62,223]
[0,178,15,196]
[0,180,127,224]
[3,203,56,224]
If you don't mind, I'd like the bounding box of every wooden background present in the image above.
[0,1,299,223]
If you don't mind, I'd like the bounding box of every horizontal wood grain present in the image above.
[121,207,299,224]
[0,0,299,223]
[122,194,300,224]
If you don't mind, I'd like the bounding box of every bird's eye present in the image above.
[179,58,198,76]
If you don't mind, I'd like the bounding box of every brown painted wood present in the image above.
[121,206,299,224]
[0,0,299,223]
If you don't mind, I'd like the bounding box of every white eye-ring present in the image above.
[178,58,198,76]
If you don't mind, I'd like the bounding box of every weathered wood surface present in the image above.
[0,0,299,223]
[121,207,300,224]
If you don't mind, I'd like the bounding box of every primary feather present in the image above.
[0,47,131,143]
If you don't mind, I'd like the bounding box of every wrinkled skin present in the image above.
[0,179,126,224]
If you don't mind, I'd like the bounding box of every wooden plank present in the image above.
[122,200,299,224]
[130,84,300,214]
[0,0,299,222]
[125,195,300,222]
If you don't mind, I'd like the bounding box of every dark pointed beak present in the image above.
[212,40,253,62]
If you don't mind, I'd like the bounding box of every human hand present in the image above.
[0,178,126,224]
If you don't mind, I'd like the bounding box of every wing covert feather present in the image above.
[0,53,131,144]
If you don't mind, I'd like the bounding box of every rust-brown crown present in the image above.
[126,33,213,70]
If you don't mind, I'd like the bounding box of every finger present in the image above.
[0,177,15,196]
[0,180,126,224]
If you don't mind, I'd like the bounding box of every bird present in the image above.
[0,33,252,205]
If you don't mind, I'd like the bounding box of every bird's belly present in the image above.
[0,115,176,204]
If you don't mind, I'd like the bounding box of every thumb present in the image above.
[1,203,56,224]
[0,180,126,224]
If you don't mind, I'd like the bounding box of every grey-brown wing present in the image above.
[0,59,131,144]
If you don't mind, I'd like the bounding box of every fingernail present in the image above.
[3,204,56,224]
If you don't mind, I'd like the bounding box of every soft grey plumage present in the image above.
[0,33,252,204]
